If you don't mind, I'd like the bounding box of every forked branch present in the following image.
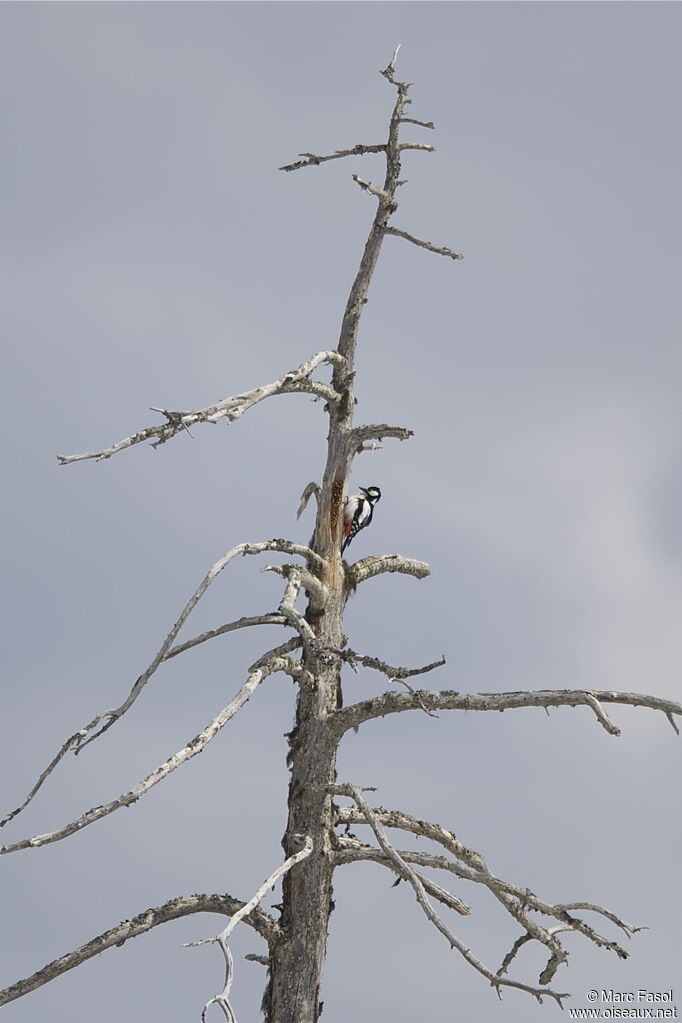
[332,785,569,1006]
[186,837,313,1022]
[334,804,642,958]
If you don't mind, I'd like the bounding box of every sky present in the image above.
[1,2,681,1021]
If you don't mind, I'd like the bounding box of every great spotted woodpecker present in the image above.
[342,486,381,554]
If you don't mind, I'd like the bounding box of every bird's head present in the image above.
[361,486,382,505]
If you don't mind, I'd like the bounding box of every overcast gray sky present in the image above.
[2,3,681,1021]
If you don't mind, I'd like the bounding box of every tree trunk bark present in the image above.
[265,71,409,1022]
[265,580,344,1022]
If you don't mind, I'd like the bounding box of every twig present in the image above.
[261,563,329,605]
[352,174,395,205]
[56,350,343,464]
[381,43,401,79]
[334,838,470,915]
[163,613,287,661]
[497,933,532,977]
[385,226,463,260]
[244,954,269,967]
[401,117,435,129]
[583,693,621,736]
[279,143,387,173]
[389,677,440,718]
[552,903,646,939]
[248,636,301,672]
[296,481,320,520]
[339,648,445,681]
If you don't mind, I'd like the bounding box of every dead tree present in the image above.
[1,48,680,1023]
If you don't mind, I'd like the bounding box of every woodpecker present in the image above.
[342,486,381,554]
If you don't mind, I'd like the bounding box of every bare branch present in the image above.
[186,837,313,1023]
[164,613,287,662]
[0,731,86,830]
[261,563,329,606]
[389,677,440,718]
[334,811,566,975]
[583,693,621,736]
[334,838,470,915]
[381,43,402,79]
[345,554,430,587]
[249,636,301,672]
[1,657,288,856]
[2,540,324,828]
[349,424,413,451]
[355,441,384,454]
[332,785,568,1006]
[397,143,435,154]
[385,225,463,260]
[0,893,281,1008]
[279,564,302,610]
[336,687,682,736]
[401,117,435,129]
[552,903,646,940]
[279,143,387,173]
[270,567,329,666]
[339,647,445,681]
[352,173,396,206]
[333,805,641,956]
[497,932,533,978]
[56,350,343,464]
[296,481,320,520]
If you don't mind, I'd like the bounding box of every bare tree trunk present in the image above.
[264,82,406,1023]
[266,682,338,1022]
